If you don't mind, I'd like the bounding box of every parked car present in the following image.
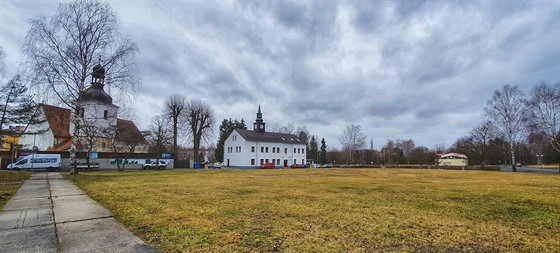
[515,163,522,167]
[209,162,222,169]
[261,163,275,169]
[143,160,167,170]
[322,164,333,168]
[290,164,307,168]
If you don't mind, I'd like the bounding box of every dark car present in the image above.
[261,163,275,169]
[290,164,306,168]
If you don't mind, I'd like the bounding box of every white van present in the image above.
[7,154,61,171]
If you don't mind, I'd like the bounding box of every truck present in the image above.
[7,154,61,171]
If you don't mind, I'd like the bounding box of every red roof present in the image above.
[116,119,148,145]
[41,104,72,138]
[39,104,146,151]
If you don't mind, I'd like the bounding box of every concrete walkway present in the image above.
[0,172,159,253]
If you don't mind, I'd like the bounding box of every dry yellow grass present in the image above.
[68,169,560,252]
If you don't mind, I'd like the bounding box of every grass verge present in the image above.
[0,170,31,210]
[68,169,560,252]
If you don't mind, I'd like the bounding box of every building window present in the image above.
[260,159,264,165]
[285,148,288,154]
[251,146,255,152]
[276,159,280,165]
[103,110,108,119]
[251,159,255,165]
[265,159,269,163]
[294,148,296,153]
[294,159,297,164]
[266,147,269,153]
[261,147,264,153]
[239,146,241,153]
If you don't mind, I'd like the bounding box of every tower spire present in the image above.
[253,104,265,132]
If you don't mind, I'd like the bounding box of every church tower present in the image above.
[253,105,266,133]
[78,63,119,133]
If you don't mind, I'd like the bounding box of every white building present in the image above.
[19,64,147,153]
[223,106,307,168]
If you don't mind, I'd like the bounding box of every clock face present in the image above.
[260,124,264,129]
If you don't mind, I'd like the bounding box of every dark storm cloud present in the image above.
[2,0,558,148]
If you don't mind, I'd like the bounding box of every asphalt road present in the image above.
[500,166,559,173]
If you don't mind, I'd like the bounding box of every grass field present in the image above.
[0,170,31,210]
[68,169,560,252]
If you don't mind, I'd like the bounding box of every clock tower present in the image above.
[253,105,266,133]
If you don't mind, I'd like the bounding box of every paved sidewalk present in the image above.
[0,172,159,253]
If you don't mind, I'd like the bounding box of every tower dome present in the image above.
[79,63,112,104]
[79,84,113,104]
[92,64,105,79]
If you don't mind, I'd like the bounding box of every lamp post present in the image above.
[536,154,543,172]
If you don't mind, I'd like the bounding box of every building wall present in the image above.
[78,101,118,134]
[19,120,54,151]
[438,158,468,166]
[223,132,307,168]
[0,135,19,151]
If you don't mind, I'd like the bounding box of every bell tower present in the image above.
[253,104,266,133]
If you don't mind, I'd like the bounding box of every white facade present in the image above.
[19,105,62,151]
[19,119,53,151]
[76,101,119,136]
[223,129,307,168]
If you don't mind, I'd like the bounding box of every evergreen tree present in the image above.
[0,75,37,147]
[309,135,318,162]
[320,137,327,164]
[215,118,246,162]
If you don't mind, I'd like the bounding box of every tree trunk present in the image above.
[69,110,79,174]
[510,144,517,172]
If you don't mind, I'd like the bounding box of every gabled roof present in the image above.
[234,129,306,145]
[37,104,147,151]
[41,104,71,138]
[116,119,148,145]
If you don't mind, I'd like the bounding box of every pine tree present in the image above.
[320,138,327,164]
[309,135,318,163]
[215,118,246,162]
[0,75,38,147]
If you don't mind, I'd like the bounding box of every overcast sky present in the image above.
[1,0,559,150]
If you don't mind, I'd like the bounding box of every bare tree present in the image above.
[164,94,186,167]
[451,122,494,168]
[485,84,528,172]
[22,0,138,174]
[526,82,560,148]
[108,119,147,171]
[382,139,395,165]
[338,124,366,163]
[184,99,214,162]
[146,115,172,167]
[433,143,446,154]
[396,139,415,164]
[468,121,494,168]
